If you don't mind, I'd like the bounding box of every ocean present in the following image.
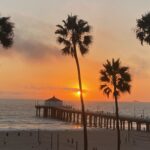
[0,100,150,130]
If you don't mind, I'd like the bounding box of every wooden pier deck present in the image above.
[35,105,150,132]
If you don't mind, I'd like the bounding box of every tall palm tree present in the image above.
[55,15,92,150]
[136,12,150,45]
[0,16,14,48]
[99,58,131,150]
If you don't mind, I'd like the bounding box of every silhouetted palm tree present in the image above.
[55,15,92,150]
[99,59,131,150]
[0,16,14,48]
[136,12,150,45]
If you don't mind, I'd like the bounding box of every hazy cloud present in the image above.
[24,85,88,92]
[0,90,24,96]
[0,13,61,62]
[128,55,150,78]
[13,34,60,61]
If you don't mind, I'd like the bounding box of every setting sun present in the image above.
[77,91,81,96]
[74,89,87,97]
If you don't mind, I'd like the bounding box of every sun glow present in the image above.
[75,90,87,97]
[77,91,81,96]
[72,82,88,98]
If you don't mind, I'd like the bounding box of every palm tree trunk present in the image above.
[114,90,121,150]
[74,45,88,150]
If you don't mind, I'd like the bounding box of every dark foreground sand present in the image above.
[0,129,150,150]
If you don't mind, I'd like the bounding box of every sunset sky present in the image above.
[0,0,150,102]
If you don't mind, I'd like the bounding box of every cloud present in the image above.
[0,90,24,96]
[13,34,60,61]
[0,13,61,62]
[128,55,150,78]
[24,85,88,93]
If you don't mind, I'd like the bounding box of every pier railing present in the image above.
[35,105,150,132]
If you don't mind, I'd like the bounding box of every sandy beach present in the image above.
[0,129,149,150]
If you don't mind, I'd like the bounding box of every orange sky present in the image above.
[0,0,150,102]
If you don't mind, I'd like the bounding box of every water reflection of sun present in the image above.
[74,124,81,129]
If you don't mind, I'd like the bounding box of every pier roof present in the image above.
[45,96,62,102]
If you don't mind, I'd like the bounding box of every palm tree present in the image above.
[99,58,131,150]
[55,15,92,150]
[136,12,150,45]
[0,16,14,48]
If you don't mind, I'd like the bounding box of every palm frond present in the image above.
[120,66,129,73]
[55,14,92,57]
[0,17,14,48]
[100,70,110,82]
[56,24,65,30]
[61,46,71,55]
[57,37,70,46]
[117,81,131,94]
[103,87,112,98]
[83,35,92,46]
[100,58,131,99]
[136,12,150,45]
[0,36,13,48]
[62,20,67,27]
[103,60,112,75]
[136,31,144,45]
[66,15,77,30]
[77,19,91,33]
[120,72,131,82]
[145,34,150,44]
[100,84,107,90]
[55,28,67,36]
[112,58,120,71]
[82,25,91,33]
[78,41,88,55]
[78,19,87,28]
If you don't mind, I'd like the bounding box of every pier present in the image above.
[35,105,150,132]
